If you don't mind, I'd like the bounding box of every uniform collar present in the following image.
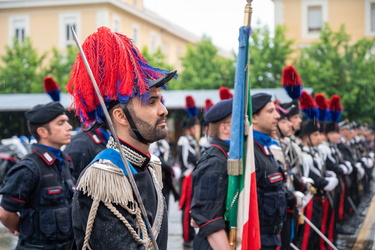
[31,144,71,165]
[106,136,151,171]
[253,130,279,147]
[211,137,230,152]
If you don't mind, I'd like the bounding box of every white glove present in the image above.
[339,164,349,175]
[294,191,306,209]
[369,152,375,158]
[361,157,373,168]
[345,161,353,174]
[324,176,339,191]
[355,162,365,180]
[326,170,337,178]
[301,177,315,186]
[171,165,181,180]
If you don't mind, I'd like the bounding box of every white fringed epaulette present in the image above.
[149,154,163,189]
[76,160,135,205]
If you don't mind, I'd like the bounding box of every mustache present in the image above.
[156,116,167,125]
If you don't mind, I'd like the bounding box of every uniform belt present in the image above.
[260,223,283,234]
[19,239,73,250]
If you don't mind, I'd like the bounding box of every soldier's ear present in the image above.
[252,114,259,125]
[37,126,49,139]
[112,107,129,127]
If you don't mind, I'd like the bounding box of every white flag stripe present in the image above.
[236,124,255,249]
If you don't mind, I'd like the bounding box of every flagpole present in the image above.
[226,1,254,249]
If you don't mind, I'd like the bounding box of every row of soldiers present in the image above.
[270,96,374,250]
[173,77,375,249]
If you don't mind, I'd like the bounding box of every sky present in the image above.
[143,0,275,53]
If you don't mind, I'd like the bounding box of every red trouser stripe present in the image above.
[320,198,329,250]
[301,199,313,250]
[339,182,346,221]
[328,209,336,250]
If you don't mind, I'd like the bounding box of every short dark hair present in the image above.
[27,121,50,142]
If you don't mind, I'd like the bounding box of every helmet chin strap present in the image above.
[120,103,151,145]
[277,125,285,138]
[308,134,314,147]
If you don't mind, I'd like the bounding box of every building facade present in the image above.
[273,0,375,50]
[0,0,201,69]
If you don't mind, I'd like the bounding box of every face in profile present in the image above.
[278,118,293,137]
[43,114,72,148]
[128,87,169,143]
[289,114,302,132]
[327,131,340,144]
[253,102,280,135]
[308,131,321,146]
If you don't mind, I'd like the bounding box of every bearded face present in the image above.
[126,87,169,143]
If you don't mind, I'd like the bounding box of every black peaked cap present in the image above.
[252,93,272,114]
[25,102,65,124]
[205,98,233,123]
[299,119,320,137]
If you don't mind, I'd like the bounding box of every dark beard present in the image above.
[128,114,168,143]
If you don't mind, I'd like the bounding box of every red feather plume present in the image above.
[329,95,343,112]
[185,95,197,117]
[314,93,328,111]
[205,99,214,110]
[43,76,60,92]
[299,90,318,120]
[67,26,169,125]
[219,87,233,100]
[185,95,196,108]
[281,65,303,99]
[281,65,302,87]
[299,91,316,110]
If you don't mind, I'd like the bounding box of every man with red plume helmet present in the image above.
[296,91,339,250]
[177,95,200,248]
[67,27,177,249]
[315,93,349,244]
[269,104,310,250]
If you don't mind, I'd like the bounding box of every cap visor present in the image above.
[148,70,177,88]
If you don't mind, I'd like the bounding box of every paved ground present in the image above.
[167,195,186,250]
[0,224,17,249]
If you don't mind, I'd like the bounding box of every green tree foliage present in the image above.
[141,46,174,71]
[295,24,375,123]
[176,35,235,90]
[41,46,78,91]
[0,37,46,93]
[249,25,293,88]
